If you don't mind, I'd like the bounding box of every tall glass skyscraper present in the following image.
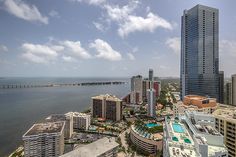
[180,5,219,101]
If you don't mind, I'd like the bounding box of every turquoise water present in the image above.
[172,123,185,133]
[146,123,160,128]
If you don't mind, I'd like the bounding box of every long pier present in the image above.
[0,81,126,89]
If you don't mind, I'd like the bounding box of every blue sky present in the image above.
[0,0,236,77]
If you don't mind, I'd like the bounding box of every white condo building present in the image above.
[23,121,65,157]
[65,112,91,130]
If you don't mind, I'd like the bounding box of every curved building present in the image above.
[130,125,162,155]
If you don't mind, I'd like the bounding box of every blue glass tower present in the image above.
[180,5,219,101]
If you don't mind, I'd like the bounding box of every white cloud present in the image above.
[90,39,122,61]
[49,10,60,18]
[118,13,173,37]
[22,52,48,64]
[127,53,135,60]
[62,55,76,62]
[103,2,172,37]
[70,0,105,5]
[0,45,8,52]
[21,40,92,64]
[104,2,138,22]
[166,37,180,55]
[4,0,48,24]
[50,45,64,52]
[62,40,91,59]
[93,22,105,31]
[21,43,58,64]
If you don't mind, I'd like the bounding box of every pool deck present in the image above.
[166,119,200,157]
[145,123,160,128]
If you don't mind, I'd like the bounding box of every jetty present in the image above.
[0,81,126,89]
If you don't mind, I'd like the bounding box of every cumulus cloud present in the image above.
[62,55,76,62]
[4,0,48,24]
[103,1,172,37]
[118,13,173,37]
[127,53,135,60]
[21,43,58,63]
[90,39,122,61]
[62,40,91,59]
[0,45,8,52]
[166,37,180,55]
[104,2,138,22]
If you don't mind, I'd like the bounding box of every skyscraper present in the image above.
[219,71,224,103]
[130,75,143,104]
[225,82,232,105]
[23,122,65,157]
[147,88,156,117]
[180,5,219,101]
[149,69,154,81]
[92,94,122,121]
[232,74,236,106]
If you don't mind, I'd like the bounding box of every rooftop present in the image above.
[23,121,65,137]
[60,137,119,157]
[213,107,236,123]
[131,124,163,141]
[92,94,122,102]
[46,114,67,121]
[165,117,200,157]
[184,95,216,102]
[65,112,90,118]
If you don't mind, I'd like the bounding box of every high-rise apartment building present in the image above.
[180,5,220,101]
[213,107,236,157]
[142,80,161,102]
[23,121,65,157]
[46,114,73,139]
[130,75,143,104]
[147,88,156,117]
[225,82,232,105]
[219,71,224,103]
[65,112,90,130]
[232,74,236,106]
[92,94,122,121]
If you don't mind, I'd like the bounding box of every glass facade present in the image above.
[181,5,220,101]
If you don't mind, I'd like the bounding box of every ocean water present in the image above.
[0,77,130,157]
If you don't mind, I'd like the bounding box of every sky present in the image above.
[0,0,236,77]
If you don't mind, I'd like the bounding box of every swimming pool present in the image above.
[145,123,160,128]
[172,123,185,133]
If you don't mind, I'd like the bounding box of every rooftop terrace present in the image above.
[165,117,200,157]
[23,121,65,137]
[213,108,236,123]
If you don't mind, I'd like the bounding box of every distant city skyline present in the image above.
[0,0,236,77]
